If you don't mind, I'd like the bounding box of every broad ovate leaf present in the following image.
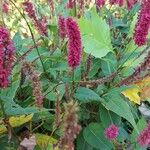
[0,114,33,134]
[77,131,94,150]
[102,89,138,132]
[83,123,112,149]
[35,133,58,149]
[78,9,112,58]
[74,87,102,102]
[9,114,33,127]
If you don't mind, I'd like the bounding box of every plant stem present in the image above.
[74,0,77,17]
[9,0,48,76]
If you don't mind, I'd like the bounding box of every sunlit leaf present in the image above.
[78,9,112,58]
[0,114,33,134]
[35,133,58,149]
[122,87,141,104]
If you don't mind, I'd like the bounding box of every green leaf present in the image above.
[74,87,102,102]
[131,118,147,142]
[83,123,112,149]
[99,105,121,127]
[102,88,138,132]
[128,14,138,37]
[77,131,95,150]
[117,127,128,142]
[120,40,147,69]
[88,59,101,78]
[78,9,112,58]
[0,97,38,116]
[45,84,65,101]
[101,52,117,76]
[13,32,23,51]
[1,80,19,99]
[112,19,128,28]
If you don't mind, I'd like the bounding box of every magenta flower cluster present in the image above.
[0,27,15,88]
[22,62,44,107]
[58,16,66,39]
[96,0,105,8]
[137,122,150,147]
[22,1,47,36]
[2,1,9,14]
[58,16,82,68]
[104,124,119,140]
[66,0,74,9]
[133,0,150,46]
[65,17,82,68]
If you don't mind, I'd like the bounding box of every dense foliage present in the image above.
[0,0,150,149]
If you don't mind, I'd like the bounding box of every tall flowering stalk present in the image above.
[22,62,44,107]
[22,1,47,36]
[65,17,82,68]
[133,0,150,46]
[0,26,15,88]
[58,100,81,150]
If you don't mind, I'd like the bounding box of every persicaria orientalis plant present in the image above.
[0,0,150,149]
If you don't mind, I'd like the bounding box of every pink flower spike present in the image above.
[22,1,36,19]
[133,0,150,46]
[22,1,48,36]
[0,26,15,88]
[65,17,82,68]
[104,124,119,140]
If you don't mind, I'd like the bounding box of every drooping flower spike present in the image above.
[22,62,44,107]
[22,1,48,36]
[65,17,82,68]
[0,26,15,88]
[133,0,150,46]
